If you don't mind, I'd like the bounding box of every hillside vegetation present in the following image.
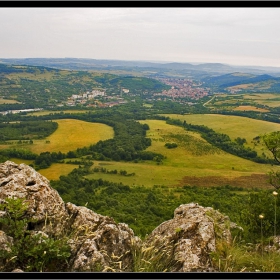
[0,63,169,110]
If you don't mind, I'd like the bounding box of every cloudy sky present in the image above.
[1,7,280,67]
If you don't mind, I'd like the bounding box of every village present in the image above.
[154,78,210,100]
[64,89,128,108]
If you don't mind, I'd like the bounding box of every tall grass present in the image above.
[210,237,280,272]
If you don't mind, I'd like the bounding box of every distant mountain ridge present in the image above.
[201,72,280,92]
[1,57,280,76]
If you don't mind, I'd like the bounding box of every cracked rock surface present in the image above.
[0,161,240,272]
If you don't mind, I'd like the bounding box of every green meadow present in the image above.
[85,119,280,189]
[162,113,280,157]
[210,93,280,108]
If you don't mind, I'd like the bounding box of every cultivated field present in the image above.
[85,119,280,189]
[233,105,269,112]
[242,93,280,108]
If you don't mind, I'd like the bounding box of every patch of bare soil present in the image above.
[178,173,272,189]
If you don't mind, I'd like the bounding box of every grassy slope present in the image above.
[162,113,280,157]
[86,119,280,189]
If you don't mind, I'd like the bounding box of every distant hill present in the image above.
[201,72,280,93]
[0,63,170,110]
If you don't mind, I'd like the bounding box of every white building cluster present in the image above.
[71,90,106,101]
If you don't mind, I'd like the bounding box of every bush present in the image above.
[164,142,178,149]
[0,197,71,272]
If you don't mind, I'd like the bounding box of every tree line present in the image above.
[0,120,58,141]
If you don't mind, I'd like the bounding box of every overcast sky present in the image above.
[1,7,280,67]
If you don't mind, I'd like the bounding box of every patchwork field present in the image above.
[242,93,280,108]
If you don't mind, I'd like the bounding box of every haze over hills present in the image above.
[1,57,280,77]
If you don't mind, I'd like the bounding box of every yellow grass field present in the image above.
[38,163,79,181]
[2,119,113,180]
[8,158,78,181]
[26,119,114,154]
[6,115,280,188]
[0,98,21,104]
[233,105,269,112]
[85,119,280,189]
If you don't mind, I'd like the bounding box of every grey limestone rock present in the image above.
[0,161,241,272]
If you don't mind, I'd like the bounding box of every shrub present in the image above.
[0,197,71,272]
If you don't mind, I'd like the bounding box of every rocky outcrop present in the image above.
[143,203,241,272]
[0,161,240,272]
[0,161,137,272]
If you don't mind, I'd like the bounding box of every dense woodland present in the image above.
[0,120,58,141]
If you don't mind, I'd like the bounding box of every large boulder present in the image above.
[0,161,241,272]
[0,161,137,272]
[0,160,68,236]
[143,202,241,272]
[64,202,139,272]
